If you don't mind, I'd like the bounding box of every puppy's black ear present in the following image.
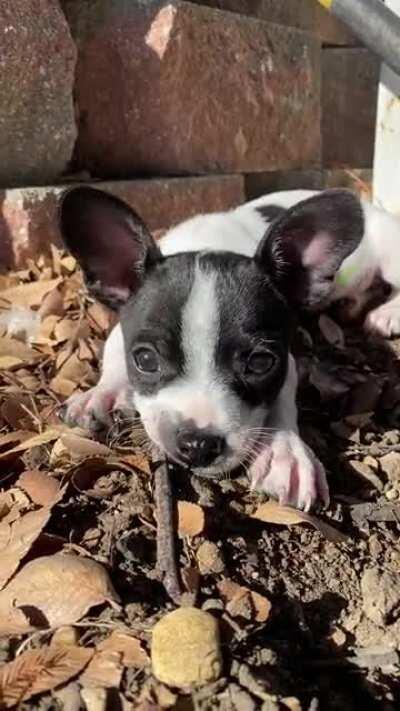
[255,189,364,309]
[59,187,162,310]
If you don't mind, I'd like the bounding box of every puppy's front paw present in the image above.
[249,431,329,512]
[364,302,400,338]
[60,385,132,433]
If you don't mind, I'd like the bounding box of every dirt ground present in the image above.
[0,250,399,710]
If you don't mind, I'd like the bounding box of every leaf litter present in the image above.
[0,241,400,709]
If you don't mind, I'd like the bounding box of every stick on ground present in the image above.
[152,454,182,604]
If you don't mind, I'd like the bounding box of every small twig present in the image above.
[151,453,182,604]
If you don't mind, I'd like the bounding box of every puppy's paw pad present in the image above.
[364,304,400,338]
[250,432,329,511]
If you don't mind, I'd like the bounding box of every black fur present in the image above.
[121,251,291,407]
[256,204,286,223]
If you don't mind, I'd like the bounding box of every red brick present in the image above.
[322,49,379,168]
[63,0,321,176]
[0,176,244,268]
[188,0,358,45]
[0,1,76,187]
[245,169,372,200]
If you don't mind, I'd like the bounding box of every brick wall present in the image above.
[0,0,379,265]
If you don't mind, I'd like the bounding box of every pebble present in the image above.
[196,541,225,575]
[151,607,222,688]
[385,488,399,501]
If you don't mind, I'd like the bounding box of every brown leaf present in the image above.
[0,355,25,369]
[60,434,111,460]
[0,554,120,635]
[251,501,347,543]
[17,470,63,506]
[0,430,35,453]
[218,579,271,623]
[55,351,93,383]
[177,501,205,537]
[38,286,64,319]
[318,315,345,349]
[0,426,70,460]
[79,650,122,689]
[51,626,80,648]
[49,376,78,397]
[0,336,40,363]
[78,339,94,362]
[36,314,60,342]
[80,686,108,711]
[120,453,151,475]
[0,277,62,309]
[70,457,135,497]
[0,393,36,430]
[87,303,113,333]
[0,488,31,525]
[54,318,80,344]
[97,631,149,668]
[0,644,93,707]
[0,506,52,591]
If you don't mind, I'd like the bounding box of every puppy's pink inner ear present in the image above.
[301,233,332,269]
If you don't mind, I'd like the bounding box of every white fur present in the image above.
[249,354,329,511]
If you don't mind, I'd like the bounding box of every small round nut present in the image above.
[151,607,222,687]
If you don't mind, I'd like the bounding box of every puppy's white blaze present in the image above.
[181,260,219,384]
[177,259,233,430]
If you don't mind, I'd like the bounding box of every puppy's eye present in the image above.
[246,349,276,376]
[133,347,160,374]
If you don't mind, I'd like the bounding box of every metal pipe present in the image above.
[318,0,400,76]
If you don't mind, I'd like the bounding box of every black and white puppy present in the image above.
[59,187,400,511]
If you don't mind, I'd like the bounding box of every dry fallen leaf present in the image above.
[79,650,123,689]
[0,506,52,591]
[16,470,63,507]
[0,355,25,369]
[218,579,271,623]
[0,277,62,309]
[87,303,113,333]
[0,426,70,460]
[97,631,149,668]
[251,501,347,543]
[60,434,111,460]
[0,336,40,363]
[80,686,108,711]
[120,452,151,475]
[38,286,64,319]
[70,457,135,497]
[0,393,36,430]
[318,315,345,349]
[0,430,35,453]
[0,644,93,707]
[177,501,205,537]
[0,554,120,635]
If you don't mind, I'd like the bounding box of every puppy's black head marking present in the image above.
[256,204,286,223]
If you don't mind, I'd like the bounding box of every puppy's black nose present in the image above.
[176,430,224,468]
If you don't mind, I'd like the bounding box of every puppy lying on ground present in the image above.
[58,187,400,511]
